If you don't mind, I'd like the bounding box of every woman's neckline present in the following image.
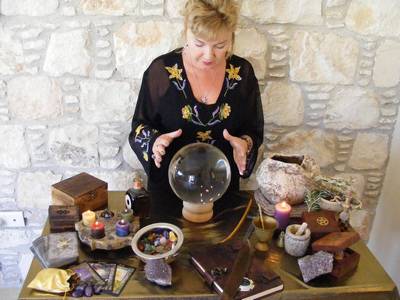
[179,48,228,106]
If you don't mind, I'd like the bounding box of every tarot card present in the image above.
[70,262,105,286]
[89,262,117,292]
[110,264,136,296]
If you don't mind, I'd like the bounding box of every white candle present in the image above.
[82,210,96,226]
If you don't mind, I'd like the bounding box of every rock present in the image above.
[0,125,30,169]
[373,40,400,87]
[298,251,334,282]
[1,0,58,16]
[144,259,172,286]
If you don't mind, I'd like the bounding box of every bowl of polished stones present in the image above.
[131,223,184,264]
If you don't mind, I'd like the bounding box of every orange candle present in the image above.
[274,201,292,229]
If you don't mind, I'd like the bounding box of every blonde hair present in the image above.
[182,0,239,41]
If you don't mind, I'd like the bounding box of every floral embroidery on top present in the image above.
[134,123,158,162]
[181,103,231,127]
[224,64,241,97]
[196,130,213,142]
[165,64,187,98]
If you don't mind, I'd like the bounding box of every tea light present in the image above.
[115,219,130,237]
[91,221,105,239]
[275,201,292,230]
[82,210,96,226]
[121,208,133,222]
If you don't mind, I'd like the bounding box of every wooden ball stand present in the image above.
[182,202,214,223]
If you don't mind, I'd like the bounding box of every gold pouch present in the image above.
[28,268,74,294]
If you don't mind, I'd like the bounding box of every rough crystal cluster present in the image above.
[298,251,334,282]
[144,259,172,286]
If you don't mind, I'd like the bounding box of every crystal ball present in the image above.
[168,143,231,204]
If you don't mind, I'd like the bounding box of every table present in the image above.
[19,191,399,300]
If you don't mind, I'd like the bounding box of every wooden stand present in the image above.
[182,202,213,223]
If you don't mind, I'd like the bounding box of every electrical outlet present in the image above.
[0,211,25,227]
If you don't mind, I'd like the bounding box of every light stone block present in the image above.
[81,0,139,16]
[166,0,185,18]
[373,40,400,87]
[48,124,99,168]
[80,80,133,123]
[349,133,389,170]
[114,21,183,79]
[268,129,336,168]
[0,25,24,75]
[1,0,58,16]
[290,31,359,84]
[90,170,137,191]
[0,230,32,249]
[241,0,323,25]
[44,29,92,77]
[234,28,268,79]
[345,0,400,38]
[263,81,304,126]
[8,76,62,120]
[0,125,30,169]
[17,171,62,209]
[324,87,379,130]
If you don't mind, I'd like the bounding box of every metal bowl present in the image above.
[131,222,184,263]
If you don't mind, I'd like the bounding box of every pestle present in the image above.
[295,222,308,236]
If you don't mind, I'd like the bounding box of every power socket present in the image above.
[0,211,25,227]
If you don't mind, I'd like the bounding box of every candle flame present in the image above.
[95,221,99,225]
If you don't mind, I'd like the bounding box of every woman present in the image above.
[129,0,264,216]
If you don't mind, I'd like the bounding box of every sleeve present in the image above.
[238,63,264,178]
[128,68,162,176]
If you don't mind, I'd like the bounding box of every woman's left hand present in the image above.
[223,129,248,176]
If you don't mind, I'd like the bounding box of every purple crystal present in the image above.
[144,259,172,286]
[298,251,334,282]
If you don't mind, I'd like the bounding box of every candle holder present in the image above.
[252,216,277,252]
[75,209,139,250]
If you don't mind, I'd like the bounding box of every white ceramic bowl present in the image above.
[131,222,184,263]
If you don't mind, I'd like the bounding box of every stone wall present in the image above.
[0,0,399,287]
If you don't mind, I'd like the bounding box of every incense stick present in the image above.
[257,203,265,229]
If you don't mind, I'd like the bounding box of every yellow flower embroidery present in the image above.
[226,64,241,81]
[219,103,231,120]
[165,64,183,81]
[135,124,145,137]
[143,151,148,162]
[182,105,192,120]
[197,131,212,142]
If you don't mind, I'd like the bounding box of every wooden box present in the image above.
[49,205,80,233]
[302,210,341,240]
[51,173,108,212]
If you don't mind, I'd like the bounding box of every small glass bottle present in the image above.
[125,176,150,218]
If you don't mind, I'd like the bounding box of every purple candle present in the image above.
[115,219,130,237]
[274,201,292,230]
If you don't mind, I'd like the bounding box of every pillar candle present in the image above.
[82,210,96,226]
[274,201,292,230]
[91,221,105,239]
[121,208,133,222]
[115,219,130,237]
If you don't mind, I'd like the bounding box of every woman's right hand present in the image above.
[152,129,182,168]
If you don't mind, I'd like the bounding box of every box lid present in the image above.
[52,172,107,198]
[49,205,80,221]
[312,231,360,252]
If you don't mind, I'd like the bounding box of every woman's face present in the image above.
[185,28,232,70]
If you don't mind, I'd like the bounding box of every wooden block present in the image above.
[302,210,341,240]
[312,232,360,252]
[330,248,360,280]
[51,173,108,212]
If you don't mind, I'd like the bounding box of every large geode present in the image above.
[256,154,320,205]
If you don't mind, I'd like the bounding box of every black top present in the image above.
[129,48,264,195]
